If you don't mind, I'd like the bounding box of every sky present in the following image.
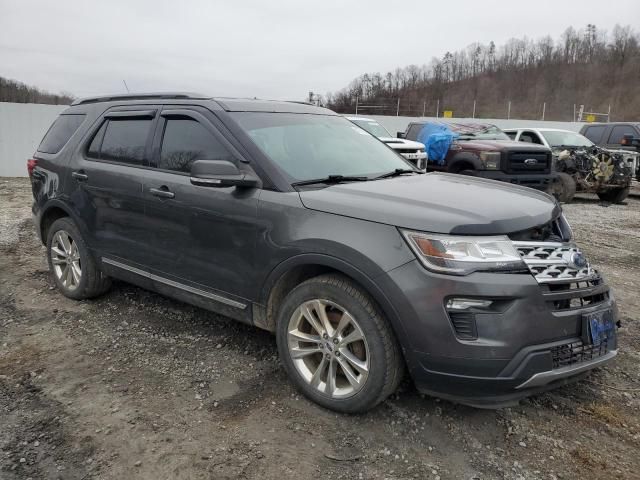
[0,0,637,101]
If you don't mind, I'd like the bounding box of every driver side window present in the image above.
[159,118,234,173]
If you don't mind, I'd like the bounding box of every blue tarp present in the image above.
[417,123,458,165]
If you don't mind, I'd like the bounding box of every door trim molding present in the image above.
[101,257,247,310]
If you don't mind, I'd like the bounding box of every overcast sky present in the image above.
[1,0,637,101]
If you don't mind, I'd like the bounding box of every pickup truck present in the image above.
[504,127,635,203]
[399,121,554,191]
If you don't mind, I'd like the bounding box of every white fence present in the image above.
[0,102,68,177]
[0,102,589,177]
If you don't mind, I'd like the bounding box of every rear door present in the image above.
[141,106,260,303]
[66,108,159,265]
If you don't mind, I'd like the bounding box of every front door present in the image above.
[142,107,260,304]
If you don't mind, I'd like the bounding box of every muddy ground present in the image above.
[1,177,639,480]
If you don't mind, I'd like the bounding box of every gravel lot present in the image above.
[1,177,639,480]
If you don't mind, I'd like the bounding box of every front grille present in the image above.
[395,148,421,154]
[513,242,595,284]
[507,151,550,173]
[551,339,609,369]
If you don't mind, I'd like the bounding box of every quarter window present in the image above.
[608,125,637,145]
[159,118,233,173]
[86,118,152,165]
[38,114,86,154]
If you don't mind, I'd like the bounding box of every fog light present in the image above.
[446,298,493,310]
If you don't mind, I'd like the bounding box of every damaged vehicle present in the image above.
[504,128,635,203]
[30,94,618,413]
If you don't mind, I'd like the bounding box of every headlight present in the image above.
[400,230,525,275]
[479,151,501,170]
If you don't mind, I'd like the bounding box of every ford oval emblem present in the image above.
[524,158,538,166]
[569,252,588,270]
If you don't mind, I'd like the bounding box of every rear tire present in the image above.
[275,274,404,413]
[458,169,478,176]
[549,172,576,203]
[597,187,629,204]
[46,217,111,300]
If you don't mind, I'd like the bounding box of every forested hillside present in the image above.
[0,76,73,105]
[327,25,640,121]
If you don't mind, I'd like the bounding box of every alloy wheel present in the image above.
[50,230,82,291]
[287,299,370,399]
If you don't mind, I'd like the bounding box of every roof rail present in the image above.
[71,92,209,106]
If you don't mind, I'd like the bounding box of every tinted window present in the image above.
[38,114,86,154]
[159,118,233,172]
[519,131,543,144]
[505,131,517,140]
[98,119,152,165]
[87,122,107,158]
[406,124,425,141]
[582,125,606,143]
[608,125,637,144]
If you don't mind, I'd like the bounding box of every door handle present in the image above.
[72,171,88,181]
[149,187,175,199]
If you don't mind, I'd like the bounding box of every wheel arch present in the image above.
[256,254,408,347]
[448,153,481,173]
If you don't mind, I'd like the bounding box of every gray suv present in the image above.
[29,93,618,412]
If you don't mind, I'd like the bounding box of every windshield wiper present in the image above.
[291,175,370,187]
[373,168,423,180]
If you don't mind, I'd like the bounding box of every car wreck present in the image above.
[503,128,635,203]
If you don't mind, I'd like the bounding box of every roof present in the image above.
[502,127,576,133]
[213,98,335,115]
[70,92,336,115]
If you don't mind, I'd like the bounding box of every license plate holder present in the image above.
[583,309,614,346]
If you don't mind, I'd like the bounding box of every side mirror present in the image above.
[190,160,260,188]
[397,131,406,139]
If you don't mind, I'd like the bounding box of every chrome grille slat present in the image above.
[513,241,596,284]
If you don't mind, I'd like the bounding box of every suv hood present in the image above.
[298,173,559,235]
[454,139,550,152]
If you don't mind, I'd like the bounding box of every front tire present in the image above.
[276,274,404,413]
[597,187,629,204]
[46,217,111,300]
[549,172,576,203]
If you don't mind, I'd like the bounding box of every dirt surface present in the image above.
[1,176,639,480]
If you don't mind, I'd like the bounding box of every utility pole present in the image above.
[507,101,511,120]
[396,98,400,117]
[542,102,546,121]
[436,99,440,118]
[607,104,611,122]
[472,100,476,119]
[355,96,358,115]
[422,101,426,117]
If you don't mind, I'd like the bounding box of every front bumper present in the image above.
[476,171,554,191]
[398,151,427,169]
[380,260,618,408]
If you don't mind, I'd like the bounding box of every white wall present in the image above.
[347,114,587,137]
[0,102,68,177]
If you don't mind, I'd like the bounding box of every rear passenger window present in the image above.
[87,119,152,165]
[608,125,637,144]
[159,118,233,173]
[582,125,606,143]
[38,114,86,154]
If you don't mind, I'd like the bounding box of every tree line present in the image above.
[326,25,640,121]
[0,76,73,105]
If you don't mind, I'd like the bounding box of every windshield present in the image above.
[450,124,510,141]
[351,119,392,138]
[540,130,593,148]
[231,113,410,182]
